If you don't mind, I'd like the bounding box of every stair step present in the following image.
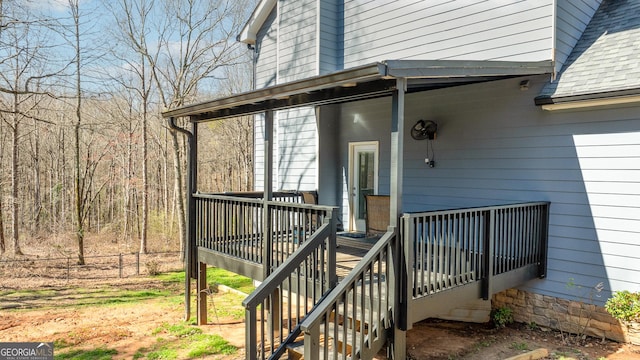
[286,339,345,360]
[286,312,386,359]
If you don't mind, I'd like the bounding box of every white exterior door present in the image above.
[348,142,379,232]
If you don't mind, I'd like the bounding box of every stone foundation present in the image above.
[492,289,640,345]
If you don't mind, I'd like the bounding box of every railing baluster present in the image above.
[400,202,548,305]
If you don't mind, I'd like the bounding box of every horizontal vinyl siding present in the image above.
[335,75,640,305]
[554,0,601,73]
[319,0,342,74]
[277,107,317,190]
[278,0,317,82]
[253,114,265,190]
[253,7,277,190]
[343,0,554,68]
[255,7,278,89]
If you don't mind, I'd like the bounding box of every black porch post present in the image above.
[391,77,407,360]
[167,117,196,322]
[262,110,274,275]
[262,110,281,335]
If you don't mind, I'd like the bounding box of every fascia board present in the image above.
[237,0,277,45]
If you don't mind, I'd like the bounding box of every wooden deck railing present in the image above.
[194,192,329,273]
[194,196,549,359]
[300,230,396,360]
[401,201,549,326]
[243,218,338,360]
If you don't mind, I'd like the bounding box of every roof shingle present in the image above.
[538,0,640,101]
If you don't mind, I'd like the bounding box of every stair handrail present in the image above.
[243,216,338,359]
[300,230,397,360]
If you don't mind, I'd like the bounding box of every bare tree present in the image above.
[104,0,154,253]
[0,1,60,255]
[107,0,251,257]
[64,0,109,264]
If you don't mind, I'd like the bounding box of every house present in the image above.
[162,0,640,358]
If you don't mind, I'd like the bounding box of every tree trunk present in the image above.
[11,93,22,256]
[171,131,186,261]
[140,55,149,254]
[0,182,6,254]
[32,118,41,234]
[71,0,85,265]
[74,118,84,265]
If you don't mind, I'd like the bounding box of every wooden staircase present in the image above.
[296,231,396,360]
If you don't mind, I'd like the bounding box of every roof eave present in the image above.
[162,59,554,121]
[385,60,554,78]
[536,88,640,110]
[162,62,388,119]
[237,0,277,45]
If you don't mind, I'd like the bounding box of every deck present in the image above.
[335,236,376,278]
[190,193,549,360]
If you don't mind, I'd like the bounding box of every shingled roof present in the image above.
[536,0,640,106]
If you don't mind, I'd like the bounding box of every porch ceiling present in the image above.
[162,60,553,122]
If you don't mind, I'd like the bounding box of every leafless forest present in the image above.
[0,0,255,264]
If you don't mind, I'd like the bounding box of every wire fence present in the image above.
[0,251,184,282]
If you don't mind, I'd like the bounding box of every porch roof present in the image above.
[161,59,553,122]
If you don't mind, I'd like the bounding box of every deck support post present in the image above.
[327,208,338,288]
[390,78,407,359]
[197,262,207,325]
[482,209,496,300]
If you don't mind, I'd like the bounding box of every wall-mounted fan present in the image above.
[410,119,437,140]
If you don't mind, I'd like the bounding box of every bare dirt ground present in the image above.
[0,277,247,359]
[403,319,640,360]
[2,234,640,359]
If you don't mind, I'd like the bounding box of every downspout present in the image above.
[168,116,197,321]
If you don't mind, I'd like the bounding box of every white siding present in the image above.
[254,7,277,190]
[554,0,601,74]
[277,107,318,190]
[332,76,640,304]
[253,1,319,190]
[278,0,318,81]
[273,0,319,189]
[255,7,278,88]
[342,0,555,68]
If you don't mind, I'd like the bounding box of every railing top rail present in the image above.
[401,201,550,219]
[300,229,396,332]
[197,190,306,198]
[194,192,264,204]
[193,192,338,212]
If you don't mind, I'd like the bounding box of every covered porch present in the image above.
[162,60,554,359]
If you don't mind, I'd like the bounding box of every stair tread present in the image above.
[287,313,388,359]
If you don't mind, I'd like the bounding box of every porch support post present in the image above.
[262,110,274,276]
[169,116,197,322]
[390,78,407,360]
[190,121,202,323]
[262,110,281,337]
[197,262,207,324]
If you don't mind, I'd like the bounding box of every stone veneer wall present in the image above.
[492,289,640,345]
